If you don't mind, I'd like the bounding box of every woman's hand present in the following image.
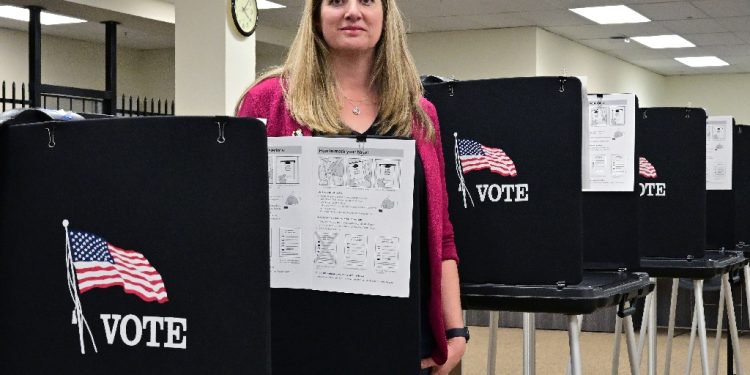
[420,336,467,375]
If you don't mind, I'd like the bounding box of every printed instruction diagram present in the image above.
[267,136,416,298]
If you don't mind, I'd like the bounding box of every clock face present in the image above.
[232,0,258,37]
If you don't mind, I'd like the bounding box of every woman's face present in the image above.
[318,0,384,54]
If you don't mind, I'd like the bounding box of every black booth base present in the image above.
[639,250,748,279]
[460,271,653,315]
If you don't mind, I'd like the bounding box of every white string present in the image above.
[453,133,474,208]
[63,220,98,354]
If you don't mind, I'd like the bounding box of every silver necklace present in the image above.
[341,93,372,116]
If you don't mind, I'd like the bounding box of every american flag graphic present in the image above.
[457,138,518,177]
[70,230,168,303]
[639,157,657,179]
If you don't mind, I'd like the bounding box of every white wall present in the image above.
[664,74,750,125]
[408,27,537,80]
[535,29,666,107]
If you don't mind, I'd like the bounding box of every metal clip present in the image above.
[686,254,694,262]
[558,77,567,93]
[642,110,648,119]
[448,83,454,97]
[216,121,226,143]
[556,281,566,290]
[46,126,56,148]
[685,108,691,119]
[617,299,636,318]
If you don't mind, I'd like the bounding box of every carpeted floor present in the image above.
[460,326,750,374]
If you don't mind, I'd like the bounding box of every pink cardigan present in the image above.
[238,77,458,364]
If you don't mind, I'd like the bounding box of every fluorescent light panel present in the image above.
[569,5,649,24]
[258,0,286,9]
[0,5,86,25]
[631,34,695,49]
[675,56,729,67]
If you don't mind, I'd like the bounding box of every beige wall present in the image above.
[664,74,750,125]
[408,27,537,80]
[0,27,174,102]
[535,29,666,107]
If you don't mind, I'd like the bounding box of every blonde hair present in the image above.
[240,0,434,141]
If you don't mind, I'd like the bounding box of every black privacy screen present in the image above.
[425,77,583,285]
[734,124,750,250]
[0,117,270,374]
[636,108,706,259]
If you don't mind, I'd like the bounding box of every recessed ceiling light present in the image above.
[258,0,286,9]
[675,56,729,67]
[569,5,650,24]
[631,35,695,49]
[0,5,86,25]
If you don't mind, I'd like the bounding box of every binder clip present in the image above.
[215,116,229,144]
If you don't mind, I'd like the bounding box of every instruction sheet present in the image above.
[706,116,733,190]
[267,136,415,297]
[583,93,636,192]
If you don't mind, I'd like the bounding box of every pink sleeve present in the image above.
[423,100,459,263]
[236,88,261,118]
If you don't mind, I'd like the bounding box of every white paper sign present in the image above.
[267,136,416,298]
[583,93,636,192]
[706,116,733,190]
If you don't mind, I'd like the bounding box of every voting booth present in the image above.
[425,76,583,286]
[0,117,271,374]
[582,94,640,271]
[635,109,747,375]
[706,117,737,250]
[426,78,652,375]
[636,108,707,259]
[268,136,426,374]
[734,124,750,251]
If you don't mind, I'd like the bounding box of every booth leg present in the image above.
[487,310,499,375]
[648,278,658,375]
[711,278,726,375]
[566,315,584,375]
[638,290,653,368]
[523,312,536,375]
[568,315,583,375]
[623,302,641,375]
[745,265,750,342]
[722,273,744,375]
[665,278,679,375]
[612,312,623,375]
[686,303,699,375]
[694,280,710,375]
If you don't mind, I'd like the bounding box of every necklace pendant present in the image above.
[352,106,361,116]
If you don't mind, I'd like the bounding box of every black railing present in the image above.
[1,80,174,117]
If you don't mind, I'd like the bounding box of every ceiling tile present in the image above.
[577,38,641,50]
[735,32,750,43]
[701,44,750,57]
[656,19,728,34]
[630,2,708,21]
[686,32,745,46]
[518,9,590,27]
[692,0,750,18]
[547,23,671,40]
[608,46,686,60]
[716,17,750,32]
[466,13,536,29]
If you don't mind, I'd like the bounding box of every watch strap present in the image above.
[445,327,470,343]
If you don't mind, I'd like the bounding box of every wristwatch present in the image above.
[445,327,470,343]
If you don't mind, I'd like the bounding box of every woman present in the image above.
[237,0,466,373]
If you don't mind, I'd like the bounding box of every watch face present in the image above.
[232,0,258,37]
